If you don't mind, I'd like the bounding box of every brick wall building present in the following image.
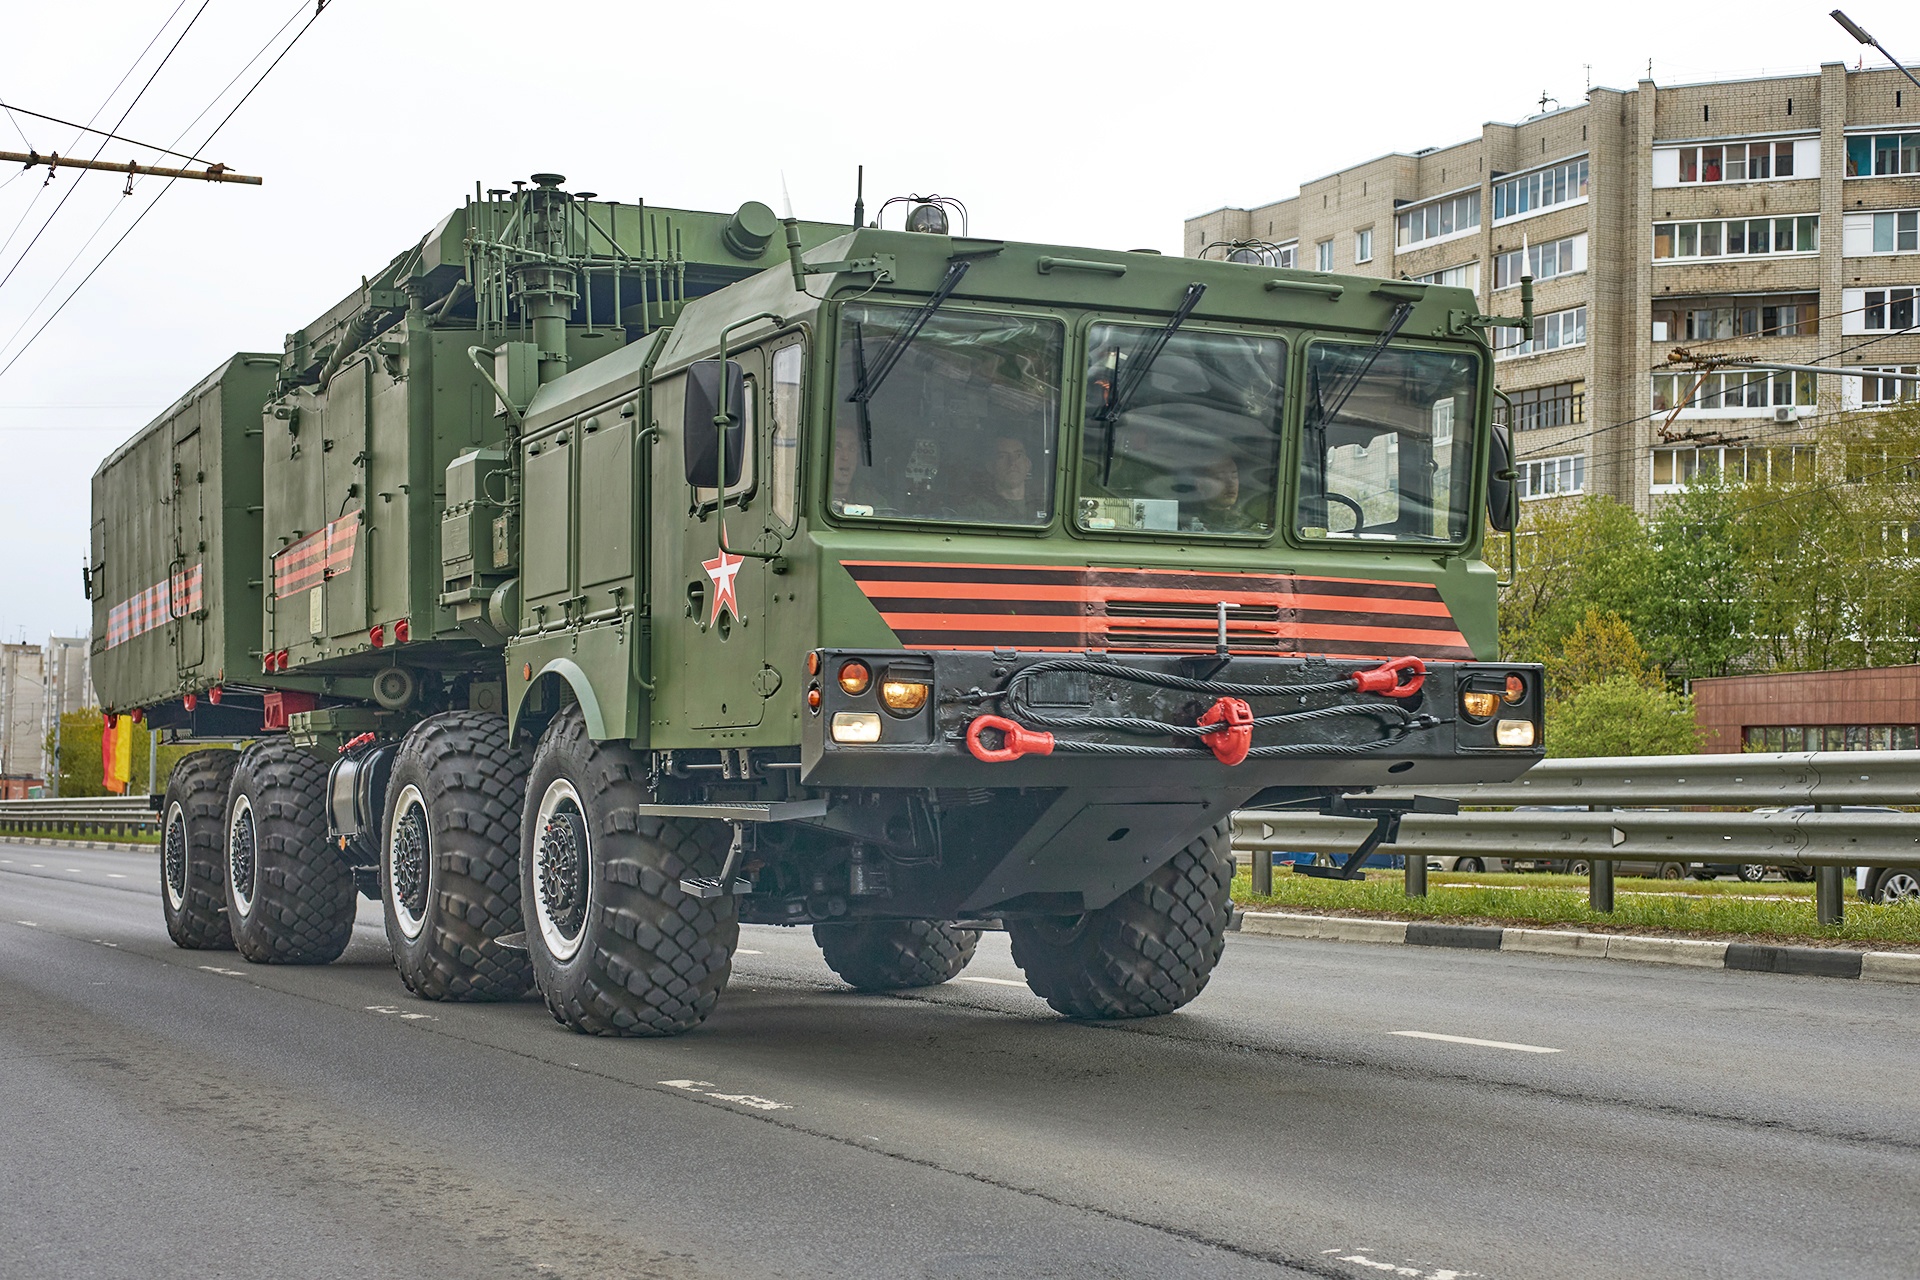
[1186,66,1920,513]
[1691,665,1920,752]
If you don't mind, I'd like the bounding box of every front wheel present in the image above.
[521,707,737,1036]
[1737,864,1768,883]
[1656,862,1686,881]
[1875,869,1920,904]
[1455,857,1484,874]
[815,920,980,991]
[1009,821,1232,1020]
[1566,859,1592,877]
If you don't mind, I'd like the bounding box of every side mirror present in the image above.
[81,563,93,601]
[683,358,748,490]
[1487,422,1518,533]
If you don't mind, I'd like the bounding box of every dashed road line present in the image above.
[199,965,247,978]
[659,1079,791,1111]
[1390,1030,1560,1054]
[365,1004,436,1021]
[956,975,1028,988]
[735,948,765,955]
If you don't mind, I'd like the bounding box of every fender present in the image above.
[510,656,609,742]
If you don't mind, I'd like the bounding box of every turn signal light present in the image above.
[831,711,883,743]
[1504,673,1526,704]
[1461,690,1499,719]
[837,660,872,695]
[806,688,822,712]
[806,651,821,677]
[1496,719,1536,748]
[879,680,931,714]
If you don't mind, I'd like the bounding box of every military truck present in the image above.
[89,174,1543,1035]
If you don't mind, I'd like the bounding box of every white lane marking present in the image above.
[199,965,247,978]
[1323,1247,1477,1278]
[0,859,11,864]
[65,869,83,874]
[956,975,1028,988]
[1391,1030,1560,1055]
[365,1004,435,1021]
[29,864,43,869]
[91,940,119,948]
[15,920,37,927]
[105,873,127,879]
[735,948,765,955]
[659,1079,791,1111]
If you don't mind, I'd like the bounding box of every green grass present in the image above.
[1234,868,1920,949]
[2,827,158,845]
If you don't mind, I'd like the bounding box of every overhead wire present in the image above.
[0,0,331,383]
[0,0,208,296]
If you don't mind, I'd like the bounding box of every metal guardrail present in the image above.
[0,795,159,838]
[1233,749,1920,925]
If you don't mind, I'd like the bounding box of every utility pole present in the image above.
[0,151,261,186]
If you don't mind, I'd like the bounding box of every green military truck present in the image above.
[89,174,1542,1034]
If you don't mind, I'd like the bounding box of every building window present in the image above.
[1354,228,1373,263]
[1411,261,1480,290]
[1265,241,1298,269]
[1845,132,1920,177]
[1393,191,1481,248]
[1744,724,1919,752]
[1841,209,1920,255]
[1494,305,1585,360]
[1316,239,1334,272]
[1674,140,1797,183]
[1652,215,1818,260]
[1491,158,1589,222]
[1497,380,1586,431]
[1850,287,1918,334]
[1493,234,1587,288]
[1520,454,1586,499]
[1856,365,1920,408]
[1650,444,1814,491]
[1652,370,1816,413]
[1650,294,1819,342]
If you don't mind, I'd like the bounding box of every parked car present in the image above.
[1715,805,1900,886]
[1425,856,1516,873]
[1857,866,1920,905]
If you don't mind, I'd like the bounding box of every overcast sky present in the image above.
[0,0,1908,642]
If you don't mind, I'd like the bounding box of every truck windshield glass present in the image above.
[1077,324,1287,535]
[831,304,1062,525]
[1297,343,1478,544]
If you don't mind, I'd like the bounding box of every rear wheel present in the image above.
[1656,862,1686,881]
[382,711,534,1001]
[1009,821,1232,1020]
[1875,869,1920,904]
[1455,857,1484,874]
[1737,864,1768,883]
[815,920,980,991]
[224,738,354,965]
[522,707,737,1036]
[161,750,238,950]
[1783,867,1814,883]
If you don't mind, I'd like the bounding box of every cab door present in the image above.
[681,348,768,731]
[170,421,208,675]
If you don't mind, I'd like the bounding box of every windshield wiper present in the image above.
[848,258,973,413]
[1308,300,1414,427]
[1095,282,1206,483]
[849,320,876,465]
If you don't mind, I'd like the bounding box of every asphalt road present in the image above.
[2,842,1916,1280]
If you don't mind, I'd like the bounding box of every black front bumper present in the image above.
[799,649,1543,792]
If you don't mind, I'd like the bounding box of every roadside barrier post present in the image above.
[1404,850,1426,898]
[1251,847,1272,897]
[1815,803,1844,925]
[1589,805,1615,912]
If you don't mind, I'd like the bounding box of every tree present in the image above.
[1543,608,1661,701]
[1547,675,1701,758]
[45,711,195,797]
[1644,476,1750,680]
[1494,496,1654,667]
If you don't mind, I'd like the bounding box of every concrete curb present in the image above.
[0,835,153,853]
[1233,910,1920,986]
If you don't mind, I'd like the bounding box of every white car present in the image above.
[1426,856,1515,874]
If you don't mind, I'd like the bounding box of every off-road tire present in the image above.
[224,737,354,965]
[521,706,737,1036]
[382,711,534,1001]
[1009,821,1232,1020]
[161,750,238,950]
[814,919,980,991]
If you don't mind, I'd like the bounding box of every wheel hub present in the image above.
[538,802,588,943]
[229,803,257,909]
[391,797,430,923]
[163,806,188,909]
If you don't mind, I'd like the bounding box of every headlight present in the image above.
[879,680,930,715]
[830,712,882,744]
[1461,690,1500,719]
[837,660,872,696]
[1495,719,1536,747]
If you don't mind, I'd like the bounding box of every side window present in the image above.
[692,375,756,507]
[771,344,803,529]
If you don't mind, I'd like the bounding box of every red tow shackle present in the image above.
[1353,655,1426,698]
[966,715,1055,763]
[1197,696,1254,765]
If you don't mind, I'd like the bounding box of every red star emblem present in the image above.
[702,546,744,625]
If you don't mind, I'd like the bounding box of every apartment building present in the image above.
[1185,64,1920,511]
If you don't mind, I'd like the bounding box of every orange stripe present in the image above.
[875,610,1469,648]
[841,559,1447,592]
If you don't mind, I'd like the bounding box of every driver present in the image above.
[966,434,1039,523]
[1188,454,1262,532]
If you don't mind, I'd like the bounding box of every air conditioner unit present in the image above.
[1772,406,1797,423]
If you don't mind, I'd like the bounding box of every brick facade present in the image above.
[1186,67,1920,513]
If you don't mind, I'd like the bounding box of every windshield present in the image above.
[831,304,1063,525]
[1077,324,1287,535]
[1297,343,1479,545]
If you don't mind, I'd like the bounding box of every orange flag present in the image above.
[102,715,132,794]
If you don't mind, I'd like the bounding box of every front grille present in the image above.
[1103,599,1283,622]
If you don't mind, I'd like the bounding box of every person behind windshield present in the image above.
[965,434,1039,523]
[830,422,888,514]
[1188,454,1262,532]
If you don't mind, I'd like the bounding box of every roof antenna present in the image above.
[853,164,865,229]
[780,170,794,221]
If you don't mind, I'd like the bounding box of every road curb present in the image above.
[1232,909,1919,985]
[0,835,152,853]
